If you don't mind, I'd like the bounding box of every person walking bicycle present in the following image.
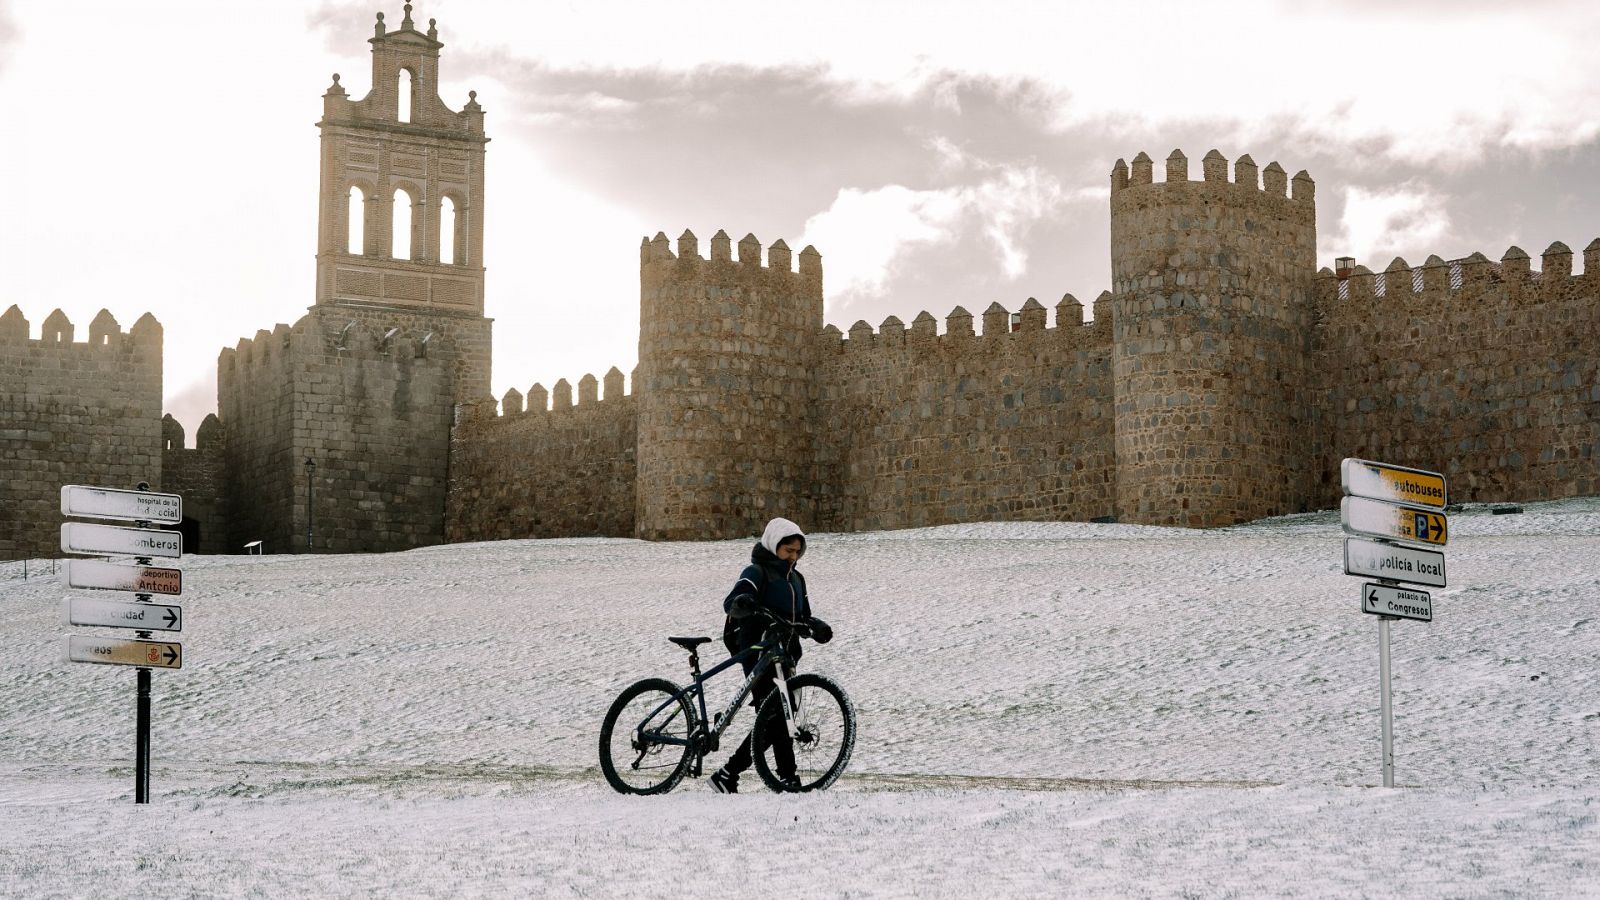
[710,517,832,794]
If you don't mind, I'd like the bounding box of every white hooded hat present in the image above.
[760,517,806,558]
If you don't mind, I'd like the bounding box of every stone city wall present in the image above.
[634,230,825,540]
[160,413,229,555]
[1109,149,1319,527]
[446,368,637,541]
[1311,241,1600,506]
[813,295,1117,532]
[219,309,458,553]
[294,308,458,553]
[0,307,163,561]
[218,324,299,552]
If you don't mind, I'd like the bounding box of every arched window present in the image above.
[392,188,413,260]
[398,69,412,123]
[440,196,457,265]
[347,186,365,254]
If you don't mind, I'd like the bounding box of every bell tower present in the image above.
[313,4,491,400]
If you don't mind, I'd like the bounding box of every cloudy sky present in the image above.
[1,0,1597,434]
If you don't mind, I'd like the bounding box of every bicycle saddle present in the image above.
[667,636,713,650]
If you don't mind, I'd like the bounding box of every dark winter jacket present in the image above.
[722,518,811,666]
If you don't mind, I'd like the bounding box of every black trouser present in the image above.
[723,667,796,779]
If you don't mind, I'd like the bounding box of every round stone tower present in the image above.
[634,229,824,540]
[1108,149,1317,526]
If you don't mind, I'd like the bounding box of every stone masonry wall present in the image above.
[814,296,1117,532]
[218,324,298,552]
[446,372,637,541]
[219,308,458,553]
[1311,242,1600,506]
[160,413,228,554]
[0,307,163,561]
[293,307,458,553]
[634,231,825,540]
[1109,149,1318,527]
[308,303,491,406]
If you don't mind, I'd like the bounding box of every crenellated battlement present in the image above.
[478,365,634,420]
[0,306,164,560]
[1316,240,1599,307]
[0,305,162,352]
[639,229,823,285]
[820,293,1113,355]
[1111,148,1314,204]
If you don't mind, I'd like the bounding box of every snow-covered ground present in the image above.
[2,500,1597,897]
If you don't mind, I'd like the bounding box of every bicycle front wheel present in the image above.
[753,672,856,793]
[598,678,697,795]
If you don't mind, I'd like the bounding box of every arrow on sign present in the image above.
[163,608,178,628]
[1410,511,1446,544]
[163,645,179,666]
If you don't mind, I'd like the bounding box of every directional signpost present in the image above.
[63,559,182,596]
[1340,458,1449,788]
[58,483,186,805]
[66,636,183,669]
[64,596,183,632]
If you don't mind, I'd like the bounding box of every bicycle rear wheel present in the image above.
[599,678,698,795]
[753,673,855,793]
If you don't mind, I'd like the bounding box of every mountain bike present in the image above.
[598,612,855,795]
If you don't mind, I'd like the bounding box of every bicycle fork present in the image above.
[773,665,803,740]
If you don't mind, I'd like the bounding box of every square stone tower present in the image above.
[313,3,492,399]
[217,5,491,554]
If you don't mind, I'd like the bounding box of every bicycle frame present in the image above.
[632,639,800,775]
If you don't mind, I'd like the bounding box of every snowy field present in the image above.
[2,500,1597,897]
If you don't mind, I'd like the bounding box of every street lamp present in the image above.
[304,457,316,551]
[1335,256,1355,280]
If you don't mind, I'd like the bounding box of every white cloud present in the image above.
[801,155,1074,312]
[1335,183,1452,267]
[800,185,965,306]
[430,0,1600,166]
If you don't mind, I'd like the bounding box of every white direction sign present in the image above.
[66,635,182,669]
[1361,582,1433,623]
[60,485,182,524]
[61,559,182,596]
[64,597,182,632]
[1344,537,1447,588]
[60,522,182,559]
[1341,496,1449,547]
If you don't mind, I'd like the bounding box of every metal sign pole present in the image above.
[132,481,153,805]
[1377,615,1395,787]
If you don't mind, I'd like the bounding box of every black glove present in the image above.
[728,595,758,618]
[805,616,833,644]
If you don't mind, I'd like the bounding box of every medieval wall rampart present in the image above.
[219,308,458,553]
[218,324,298,551]
[1311,241,1600,505]
[813,295,1117,531]
[446,368,637,541]
[0,306,163,560]
[634,230,824,540]
[160,413,229,554]
[1109,149,1318,526]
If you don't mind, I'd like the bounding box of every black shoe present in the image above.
[710,768,739,794]
[773,775,804,793]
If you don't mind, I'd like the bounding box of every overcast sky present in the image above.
[1,0,1597,434]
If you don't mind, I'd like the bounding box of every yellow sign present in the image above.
[1340,459,1448,510]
